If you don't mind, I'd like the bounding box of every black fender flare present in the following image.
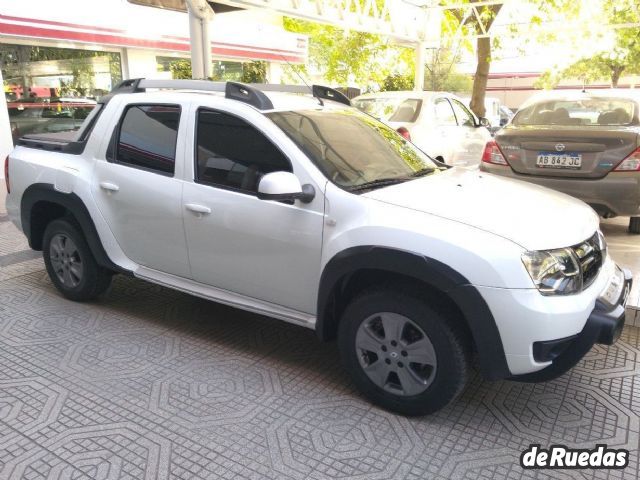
[20,183,125,273]
[316,246,511,380]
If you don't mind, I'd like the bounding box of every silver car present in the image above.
[481,89,640,233]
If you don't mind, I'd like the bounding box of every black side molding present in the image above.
[20,183,126,274]
[316,246,511,380]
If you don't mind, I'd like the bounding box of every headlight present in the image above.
[522,248,583,295]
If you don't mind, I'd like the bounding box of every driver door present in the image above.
[181,108,325,314]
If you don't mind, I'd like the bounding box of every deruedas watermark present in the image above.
[520,444,629,469]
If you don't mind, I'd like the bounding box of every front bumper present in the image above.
[481,164,640,217]
[511,268,632,382]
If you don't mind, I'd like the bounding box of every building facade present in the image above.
[0,0,308,167]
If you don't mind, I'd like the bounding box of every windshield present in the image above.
[352,97,422,123]
[266,108,438,190]
[513,97,636,126]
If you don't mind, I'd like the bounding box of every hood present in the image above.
[363,167,599,251]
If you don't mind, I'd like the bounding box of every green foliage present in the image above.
[282,17,413,89]
[168,59,192,79]
[535,0,640,88]
[241,61,267,83]
[381,73,414,92]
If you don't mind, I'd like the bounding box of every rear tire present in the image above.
[338,288,470,416]
[629,217,640,234]
[43,218,112,301]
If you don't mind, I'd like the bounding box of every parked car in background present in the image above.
[8,97,96,142]
[353,91,492,167]
[481,89,640,233]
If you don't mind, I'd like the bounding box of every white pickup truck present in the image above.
[4,79,632,415]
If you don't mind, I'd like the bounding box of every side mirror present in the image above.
[257,171,315,204]
[478,117,490,128]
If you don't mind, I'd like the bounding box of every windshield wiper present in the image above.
[410,168,436,177]
[348,177,409,192]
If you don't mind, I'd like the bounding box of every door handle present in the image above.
[99,181,119,193]
[185,203,212,216]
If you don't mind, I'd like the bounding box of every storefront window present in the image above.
[156,56,265,83]
[1,44,122,141]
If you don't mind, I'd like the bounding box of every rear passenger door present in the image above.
[432,97,459,163]
[181,108,324,314]
[92,102,190,277]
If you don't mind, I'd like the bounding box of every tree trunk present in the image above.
[611,67,624,87]
[470,36,490,118]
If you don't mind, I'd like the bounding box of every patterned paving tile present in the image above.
[1,186,640,479]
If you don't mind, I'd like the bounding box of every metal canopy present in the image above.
[130,0,441,44]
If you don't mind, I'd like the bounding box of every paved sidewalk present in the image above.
[1,184,639,479]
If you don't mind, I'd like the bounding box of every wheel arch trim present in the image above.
[316,245,512,380]
[20,183,125,273]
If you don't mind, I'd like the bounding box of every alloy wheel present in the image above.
[49,233,83,288]
[355,312,437,396]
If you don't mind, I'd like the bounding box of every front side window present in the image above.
[450,99,476,127]
[116,104,180,175]
[267,108,438,191]
[195,109,292,193]
[434,99,457,126]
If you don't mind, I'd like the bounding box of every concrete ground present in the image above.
[1,183,639,479]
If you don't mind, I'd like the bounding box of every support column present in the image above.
[414,41,426,92]
[186,0,214,79]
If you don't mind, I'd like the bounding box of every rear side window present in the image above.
[115,104,180,175]
[353,98,422,123]
[434,99,457,126]
[513,98,636,126]
[450,99,476,127]
[195,109,291,193]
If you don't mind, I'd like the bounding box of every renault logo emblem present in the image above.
[555,144,566,152]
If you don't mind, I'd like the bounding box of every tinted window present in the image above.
[451,99,476,127]
[434,99,457,126]
[116,104,180,174]
[196,110,291,193]
[353,97,422,123]
[513,97,636,126]
[267,109,438,190]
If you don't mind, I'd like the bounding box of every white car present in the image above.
[5,79,631,415]
[353,90,493,167]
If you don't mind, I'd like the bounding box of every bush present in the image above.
[381,74,414,92]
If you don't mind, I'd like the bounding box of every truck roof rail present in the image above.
[104,78,350,110]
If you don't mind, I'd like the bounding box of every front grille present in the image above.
[573,233,604,289]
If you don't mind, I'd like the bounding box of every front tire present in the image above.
[338,288,470,416]
[629,217,640,234]
[43,218,112,301]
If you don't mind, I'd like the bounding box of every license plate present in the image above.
[601,268,624,306]
[536,152,582,169]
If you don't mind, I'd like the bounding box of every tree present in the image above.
[448,1,503,117]
[282,17,414,90]
[535,0,640,88]
[422,46,472,93]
